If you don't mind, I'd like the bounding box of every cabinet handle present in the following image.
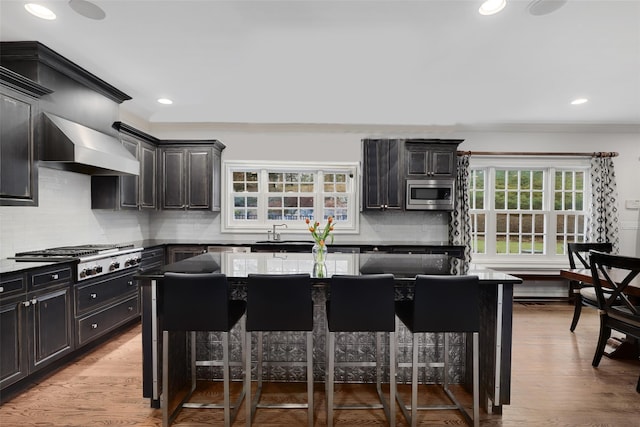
[128,306,134,312]
[50,273,59,280]
[31,298,37,305]
[23,301,30,307]
[127,280,134,286]
[91,323,98,329]
[0,286,3,293]
[90,293,97,299]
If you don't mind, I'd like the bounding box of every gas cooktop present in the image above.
[15,244,135,259]
[13,243,143,281]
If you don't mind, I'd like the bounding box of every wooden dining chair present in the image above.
[588,250,640,393]
[567,242,613,331]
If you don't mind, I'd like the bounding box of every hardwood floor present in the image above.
[0,303,638,426]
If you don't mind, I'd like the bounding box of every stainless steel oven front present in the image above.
[405,178,455,211]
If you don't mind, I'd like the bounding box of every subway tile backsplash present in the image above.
[0,168,147,258]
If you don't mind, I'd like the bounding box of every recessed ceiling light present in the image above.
[68,0,106,21]
[157,98,173,105]
[528,0,568,17]
[570,98,588,105]
[479,0,507,16]
[25,3,56,20]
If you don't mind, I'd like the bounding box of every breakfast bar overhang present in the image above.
[136,252,521,414]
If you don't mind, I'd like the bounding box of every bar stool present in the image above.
[244,273,314,427]
[395,275,480,427]
[161,272,246,427]
[326,274,397,427]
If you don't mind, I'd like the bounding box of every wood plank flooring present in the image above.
[0,303,638,426]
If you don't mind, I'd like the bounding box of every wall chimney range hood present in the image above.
[41,113,139,176]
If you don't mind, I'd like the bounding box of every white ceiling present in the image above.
[1,0,639,128]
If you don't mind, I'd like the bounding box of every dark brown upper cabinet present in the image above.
[91,122,159,210]
[159,141,225,211]
[0,67,53,206]
[362,138,404,211]
[404,139,462,179]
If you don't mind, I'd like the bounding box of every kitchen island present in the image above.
[136,252,521,413]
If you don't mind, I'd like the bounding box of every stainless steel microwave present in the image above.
[405,178,455,211]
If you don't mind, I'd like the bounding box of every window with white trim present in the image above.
[223,161,359,233]
[469,157,589,260]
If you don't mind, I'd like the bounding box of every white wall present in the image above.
[2,122,638,259]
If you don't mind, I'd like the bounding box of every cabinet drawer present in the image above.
[30,266,72,289]
[77,294,140,346]
[75,271,137,314]
[141,247,164,269]
[0,272,26,297]
[142,247,164,261]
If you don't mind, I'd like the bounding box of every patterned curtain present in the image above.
[587,156,620,253]
[450,154,472,263]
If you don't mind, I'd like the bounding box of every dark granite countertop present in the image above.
[125,239,459,248]
[2,241,463,275]
[136,252,521,285]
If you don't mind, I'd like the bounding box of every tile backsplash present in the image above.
[0,168,147,258]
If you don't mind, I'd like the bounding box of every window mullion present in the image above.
[259,169,268,224]
[546,167,556,256]
[486,167,497,256]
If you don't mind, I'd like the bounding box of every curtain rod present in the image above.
[457,151,618,158]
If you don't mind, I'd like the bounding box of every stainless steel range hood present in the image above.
[41,113,139,176]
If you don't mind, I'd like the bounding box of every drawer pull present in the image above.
[31,298,37,305]
[90,293,97,299]
[0,286,3,293]
[127,280,134,286]
[128,306,134,312]
[51,273,59,280]
[23,301,30,307]
[91,323,98,329]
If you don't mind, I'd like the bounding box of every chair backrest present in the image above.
[567,242,613,269]
[589,251,640,319]
[327,274,395,332]
[162,272,234,332]
[246,273,313,332]
[412,275,480,333]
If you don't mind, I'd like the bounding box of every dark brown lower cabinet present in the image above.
[0,293,28,389]
[0,267,74,391]
[73,269,140,347]
[1,263,141,396]
[166,245,208,263]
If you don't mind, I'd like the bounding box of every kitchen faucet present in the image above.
[268,223,287,241]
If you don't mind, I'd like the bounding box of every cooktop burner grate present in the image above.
[15,243,135,258]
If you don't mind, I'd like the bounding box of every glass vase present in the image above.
[312,242,328,278]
